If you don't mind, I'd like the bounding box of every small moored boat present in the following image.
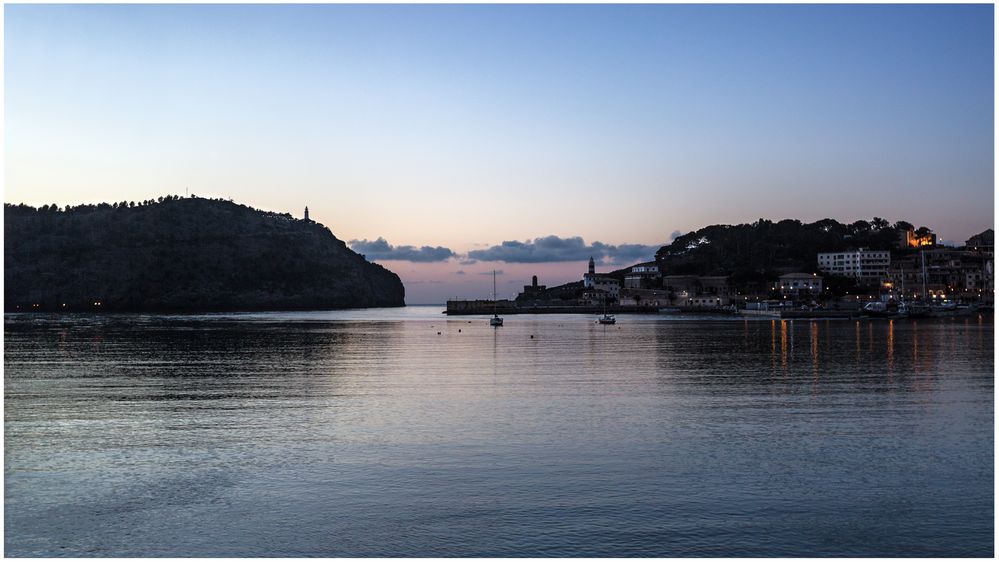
[489,270,503,327]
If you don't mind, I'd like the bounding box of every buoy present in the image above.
[437,332,441,335]
[530,335,534,339]
[458,329,461,333]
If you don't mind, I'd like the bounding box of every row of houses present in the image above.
[586,229,993,306]
[813,229,993,300]
[521,229,993,308]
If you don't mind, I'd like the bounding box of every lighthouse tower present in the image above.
[304,206,310,222]
[588,256,595,275]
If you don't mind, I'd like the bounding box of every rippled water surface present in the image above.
[4,307,994,556]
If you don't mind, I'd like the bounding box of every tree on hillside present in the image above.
[654,217,925,280]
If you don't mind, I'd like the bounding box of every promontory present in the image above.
[5,196,406,312]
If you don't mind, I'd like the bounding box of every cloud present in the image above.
[611,243,663,264]
[478,269,504,275]
[453,270,466,275]
[669,230,684,241]
[466,235,660,265]
[348,237,456,262]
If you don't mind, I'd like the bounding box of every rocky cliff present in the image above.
[5,197,405,312]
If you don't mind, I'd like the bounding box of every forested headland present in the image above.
[5,196,405,312]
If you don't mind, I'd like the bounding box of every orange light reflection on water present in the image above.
[780,320,788,376]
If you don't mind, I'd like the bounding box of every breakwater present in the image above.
[446,300,860,319]
[444,300,729,315]
[739,309,857,319]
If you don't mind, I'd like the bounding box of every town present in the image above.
[446,223,993,318]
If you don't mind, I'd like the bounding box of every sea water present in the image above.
[4,307,993,556]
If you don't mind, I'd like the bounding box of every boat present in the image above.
[862,300,908,319]
[930,301,978,317]
[597,301,616,324]
[489,270,503,327]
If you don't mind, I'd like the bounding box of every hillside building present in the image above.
[582,256,620,299]
[965,229,994,256]
[900,229,936,248]
[521,275,547,297]
[817,249,890,286]
[623,262,662,288]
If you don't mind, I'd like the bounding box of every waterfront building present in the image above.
[618,288,664,307]
[687,296,726,308]
[698,276,730,297]
[662,275,731,306]
[964,230,994,304]
[886,249,989,300]
[775,273,823,297]
[817,249,890,286]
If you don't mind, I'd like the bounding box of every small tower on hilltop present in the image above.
[588,256,595,275]
[304,206,310,222]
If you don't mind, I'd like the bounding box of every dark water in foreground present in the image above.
[4,308,994,556]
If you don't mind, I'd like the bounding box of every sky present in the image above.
[5,4,994,303]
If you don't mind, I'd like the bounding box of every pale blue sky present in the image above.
[5,4,994,302]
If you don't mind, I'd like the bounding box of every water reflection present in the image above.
[4,312,994,557]
[770,319,777,374]
[855,320,862,364]
[810,321,819,380]
[780,320,788,375]
[887,319,895,377]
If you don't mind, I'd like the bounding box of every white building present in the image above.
[817,249,890,285]
[623,262,661,289]
[582,256,621,298]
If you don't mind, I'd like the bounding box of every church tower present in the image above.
[304,206,310,222]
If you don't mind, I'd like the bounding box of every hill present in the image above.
[5,196,405,312]
[654,217,926,284]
